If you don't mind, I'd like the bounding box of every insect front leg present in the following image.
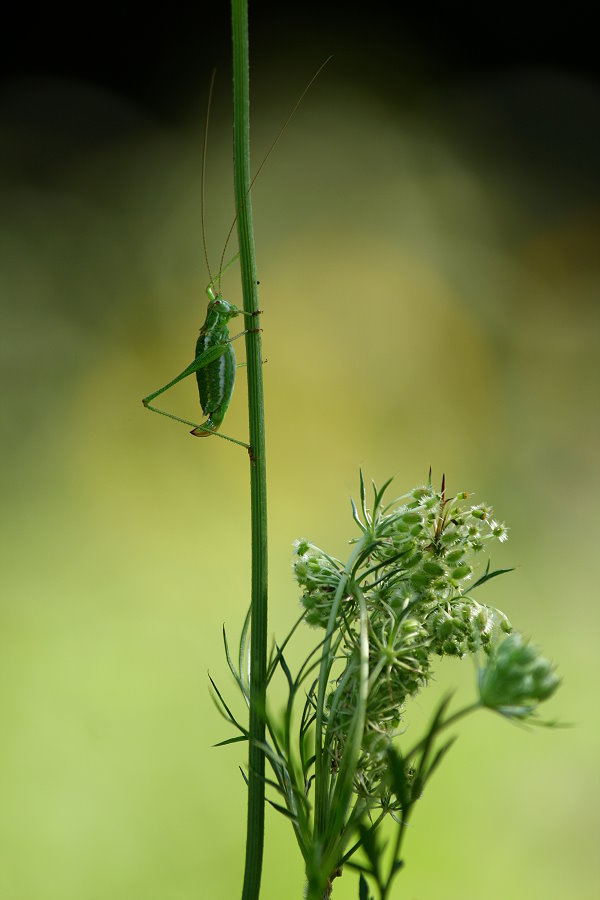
[233,305,264,339]
[228,325,262,344]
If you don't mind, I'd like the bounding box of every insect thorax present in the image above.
[203,296,240,331]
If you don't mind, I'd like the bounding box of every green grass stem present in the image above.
[231,2,268,898]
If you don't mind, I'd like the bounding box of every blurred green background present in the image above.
[1,5,598,898]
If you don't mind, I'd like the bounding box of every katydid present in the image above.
[141,66,260,451]
[141,60,330,450]
[142,284,260,450]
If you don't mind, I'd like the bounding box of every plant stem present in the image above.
[231,2,268,899]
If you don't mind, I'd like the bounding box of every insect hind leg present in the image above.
[145,401,250,450]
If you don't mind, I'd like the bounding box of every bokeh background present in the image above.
[1,4,598,898]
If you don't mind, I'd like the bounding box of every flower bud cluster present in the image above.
[478,632,560,718]
[295,484,510,650]
[292,540,347,628]
[293,478,517,803]
[426,598,511,657]
[371,487,508,613]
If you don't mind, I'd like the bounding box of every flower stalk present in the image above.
[231,2,268,898]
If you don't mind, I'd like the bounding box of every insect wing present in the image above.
[195,325,236,418]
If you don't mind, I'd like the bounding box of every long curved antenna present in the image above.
[202,69,217,293]
[217,55,333,291]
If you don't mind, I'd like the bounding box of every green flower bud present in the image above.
[452,564,472,580]
[446,549,465,564]
[393,520,410,533]
[423,561,445,577]
[294,557,309,581]
[411,571,431,589]
[438,618,454,639]
[478,633,560,719]
[294,538,311,556]
[404,551,423,569]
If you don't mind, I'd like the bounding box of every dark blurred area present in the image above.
[2,3,598,118]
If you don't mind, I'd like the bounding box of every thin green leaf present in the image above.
[351,497,366,532]
[344,861,372,876]
[223,625,248,703]
[340,811,386,866]
[359,872,372,900]
[466,562,515,594]
[359,468,368,523]
[267,611,308,681]
[387,746,412,810]
[253,739,288,774]
[277,645,294,693]
[213,734,248,748]
[372,475,394,518]
[302,754,316,777]
[390,859,404,876]
[251,750,307,809]
[296,635,331,687]
[238,602,252,689]
[357,821,381,879]
[356,545,412,585]
[208,674,247,733]
[262,773,290,797]
[266,797,299,821]
[222,625,237,679]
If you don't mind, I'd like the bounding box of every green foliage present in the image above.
[212,472,560,899]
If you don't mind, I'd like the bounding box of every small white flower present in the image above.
[490,520,509,543]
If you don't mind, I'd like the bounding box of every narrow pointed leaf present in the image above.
[208,674,247,733]
[351,497,366,532]
[359,873,372,900]
[359,468,368,523]
[467,565,515,593]
[213,734,248,748]
[266,797,299,821]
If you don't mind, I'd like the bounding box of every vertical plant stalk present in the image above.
[231,2,268,899]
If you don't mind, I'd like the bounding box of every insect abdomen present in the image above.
[194,326,236,433]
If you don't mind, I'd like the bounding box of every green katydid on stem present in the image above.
[141,282,261,451]
[141,55,329,454]
[141,63,263,453]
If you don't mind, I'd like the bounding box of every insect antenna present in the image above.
[202,68,218,297]
[216,55,333,294]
